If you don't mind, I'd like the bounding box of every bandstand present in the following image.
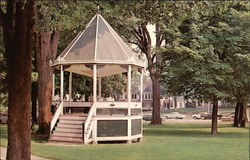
[49,14,144,144]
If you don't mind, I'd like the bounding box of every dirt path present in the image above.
[0,147,49,160]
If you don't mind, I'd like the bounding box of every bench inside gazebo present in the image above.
[49,14,144,144]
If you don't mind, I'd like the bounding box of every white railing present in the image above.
[50,101,63,132]
[84,105,95,143]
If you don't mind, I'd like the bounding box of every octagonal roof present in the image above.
[53,14,144,69]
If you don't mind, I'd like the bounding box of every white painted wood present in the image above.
[84,104,95,143]
[131,134,143,139]
[98,77,101,100]
[63,101,92,107]
[127,65,131,104]
[50,101,63,132]
[94,101,141,108]
[60,65,64,101]
[93,65,97,103]
[96,115,142,120]
[96,137,129,141]
[92,64,97,143]
[85,138,93,144]
[69,72,72,103]
[96,134,142,141]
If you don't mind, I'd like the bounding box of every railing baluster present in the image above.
[50,100,63,132]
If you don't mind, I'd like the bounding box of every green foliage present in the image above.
[101,74,127,98]
[160,2,250,103]
[35,1,97,32]
[0,30,7,110]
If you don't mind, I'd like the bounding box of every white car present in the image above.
[192,114,202,119]
[164,112,186,119]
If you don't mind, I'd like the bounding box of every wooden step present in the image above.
[59,120,84,125]
[49,136,83,143]
[60,115,87,121]
[53,131,82,138]
[55,128,82,133]
[57,123,82,129]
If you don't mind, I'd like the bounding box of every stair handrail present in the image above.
[84,104,95,142]
[50,100,63,132]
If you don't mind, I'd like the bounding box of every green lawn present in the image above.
[0,123,249,160]
[161,107,235,115]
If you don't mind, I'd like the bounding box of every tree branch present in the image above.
[50,29,60,60]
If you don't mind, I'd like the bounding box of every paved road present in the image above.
[0,147,49,160]
[162,119,213,123]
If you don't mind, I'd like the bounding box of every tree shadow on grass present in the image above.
[31,134,48,143]
[143,128,247,139]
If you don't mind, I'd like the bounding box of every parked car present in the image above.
[221,112,235,121]
[192,113,202,119]
[226,112,235,118]
[192,112,208,119]
[201,113,223,120]
[143,115,163,122]
[164,112,186,119]
[143,115,152,121]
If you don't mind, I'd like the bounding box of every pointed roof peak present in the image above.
[54,14,143,68]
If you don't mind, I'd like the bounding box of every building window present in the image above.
[145,94,148,99]
[179,102,183,108]
[132,94,137,100]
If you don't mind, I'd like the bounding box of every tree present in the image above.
[102,74,127,100]
[0,0,35,159]
[99,1,188,125]
[34,1,96,135]
[159,1,250,134]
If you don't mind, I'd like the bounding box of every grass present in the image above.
[0,122,249,160]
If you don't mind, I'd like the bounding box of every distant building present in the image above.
[141,78,186,110]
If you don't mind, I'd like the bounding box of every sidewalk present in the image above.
[0,147,49,160]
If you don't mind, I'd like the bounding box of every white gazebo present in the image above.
[49,14,144,144]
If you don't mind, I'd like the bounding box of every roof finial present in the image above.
[97,5,100,15]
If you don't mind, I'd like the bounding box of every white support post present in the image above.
[140,69,143,103]
[127,65,132,144]
[92,64,97,144]
[93,65,97,103]
[52,73,55,101]
[98,77,101,101]
[69,72,72,104]
[60,65,64,115]
[127,65,131,104]
[60,65,64,101]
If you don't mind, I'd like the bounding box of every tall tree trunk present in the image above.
[233,102,240,127]
[0,0,35,159]
[36,30,60,136]
[211,99,218,135]
[131,23,163,125]
[174,96,177,108]
[239,102,247,127]
[151,75,161,125]
[31,81,38,123]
